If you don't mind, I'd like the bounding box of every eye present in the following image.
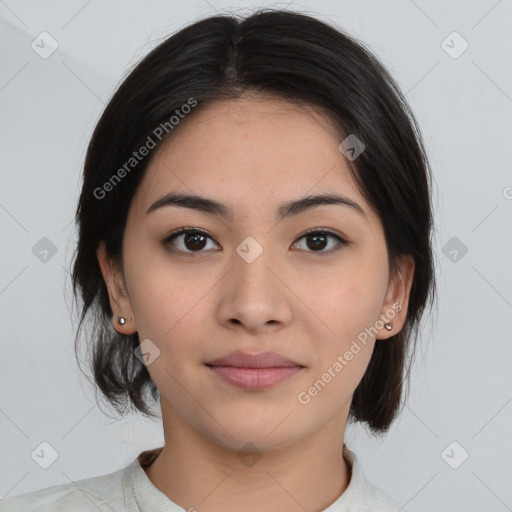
[291,228,347,254]
[163,227,219,256]
[163,227,348,257]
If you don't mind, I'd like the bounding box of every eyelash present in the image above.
[162,227,348,257]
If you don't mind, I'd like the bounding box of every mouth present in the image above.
[205,350,305,390]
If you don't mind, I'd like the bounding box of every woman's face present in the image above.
[98,95,413,452]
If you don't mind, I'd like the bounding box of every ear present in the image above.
[97,240,137,335]
[376,254,415,339]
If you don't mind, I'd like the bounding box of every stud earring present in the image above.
[118,317,126,325]
[384,323,392,331]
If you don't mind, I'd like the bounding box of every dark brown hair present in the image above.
[71,9,437,434]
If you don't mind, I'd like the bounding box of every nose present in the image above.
[215,242,293,333]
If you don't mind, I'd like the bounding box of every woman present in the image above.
[0,9,436,511]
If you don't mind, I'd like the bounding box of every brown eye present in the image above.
[292,229,347,254]
[164,228,219,255]
[306,233,328,250]
[182,231,207,250]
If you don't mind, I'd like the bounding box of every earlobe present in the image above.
[96,241,136,334]
[378,254,415,339]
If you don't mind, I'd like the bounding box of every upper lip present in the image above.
[206,350,304,368]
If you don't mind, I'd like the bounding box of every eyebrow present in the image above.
[145,192,366,220]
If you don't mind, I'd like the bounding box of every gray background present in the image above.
[1,0,511,510]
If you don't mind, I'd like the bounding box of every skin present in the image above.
[97,94,415,512]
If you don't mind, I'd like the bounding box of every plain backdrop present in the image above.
[1,1,511,510]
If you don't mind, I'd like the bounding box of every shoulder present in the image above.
[361,479,402,511]
[0,463,130,512]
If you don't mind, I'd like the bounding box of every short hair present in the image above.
[71,9,436,434]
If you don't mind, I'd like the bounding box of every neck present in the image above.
[142,407,351,512]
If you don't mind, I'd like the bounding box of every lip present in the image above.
[206,350,303,368]
[205,350,305,390]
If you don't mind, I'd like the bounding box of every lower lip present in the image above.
[207,365,303,390]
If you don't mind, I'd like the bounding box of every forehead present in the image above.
[130,96,369,220]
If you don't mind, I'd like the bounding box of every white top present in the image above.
[0,445,401,511]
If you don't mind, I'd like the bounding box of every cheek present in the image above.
[300,279,379,407]
[300,262,387,390]
[309,271,384,341]
[122,240,203,345]
[130,281,207,348]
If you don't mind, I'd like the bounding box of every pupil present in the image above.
[185,232,206,250]
[308,234,327,250]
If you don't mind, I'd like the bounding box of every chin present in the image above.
[196,410,309,454]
